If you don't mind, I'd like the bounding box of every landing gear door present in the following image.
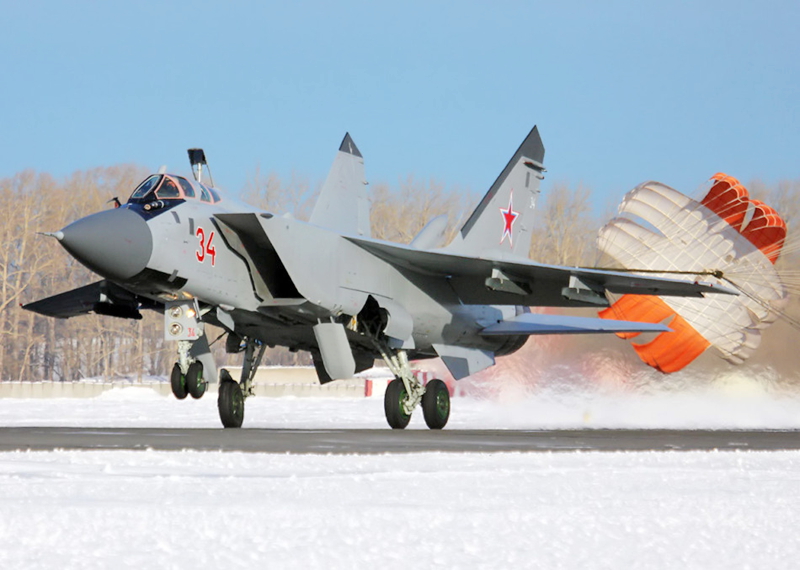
[164,299,203,341]
[313,322,356,381]
[188,333,218,386]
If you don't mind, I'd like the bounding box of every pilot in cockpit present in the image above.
[157,177,180,199]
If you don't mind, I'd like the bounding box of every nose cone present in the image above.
[59,208,153,281]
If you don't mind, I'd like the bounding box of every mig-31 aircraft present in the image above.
[23,126,734,429]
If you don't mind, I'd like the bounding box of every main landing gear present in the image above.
[376,345,450,430]
[217,336,266,428]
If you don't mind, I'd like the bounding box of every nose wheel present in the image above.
[170,363,188,400]
[186,361,207,399]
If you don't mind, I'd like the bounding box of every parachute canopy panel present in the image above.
[597,173,787,373]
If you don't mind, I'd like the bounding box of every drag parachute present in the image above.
[597,173,788,373]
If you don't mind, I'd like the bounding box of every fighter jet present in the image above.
[23,126,733,429]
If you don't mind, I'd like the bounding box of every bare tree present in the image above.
[370,176,476,245]
[529,182,597,265]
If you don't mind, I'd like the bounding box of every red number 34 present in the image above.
[195,227,217,266]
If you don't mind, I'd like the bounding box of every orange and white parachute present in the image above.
[597,173,788,373]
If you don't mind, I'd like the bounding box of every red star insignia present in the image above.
[499,191,519,246]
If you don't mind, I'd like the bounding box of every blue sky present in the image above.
[2,1,798,212]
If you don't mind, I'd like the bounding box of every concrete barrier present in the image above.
[0,380,164,399]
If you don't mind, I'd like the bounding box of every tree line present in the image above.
[0,164,796,382]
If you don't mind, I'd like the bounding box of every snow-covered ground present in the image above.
[1,448,798,569]
[1,388,800,569]
[2,377,800,430]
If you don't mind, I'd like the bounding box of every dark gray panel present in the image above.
[339,132,362,157]
[1,428,799,453]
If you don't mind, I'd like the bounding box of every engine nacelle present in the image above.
[357,295,415,349]
[489,334,528,357]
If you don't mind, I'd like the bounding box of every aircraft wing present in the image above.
[22,280,156,320]
[343,235,736,308]
[479,312,670,335]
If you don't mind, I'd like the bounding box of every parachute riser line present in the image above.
[585,267,725,279]
[722,277,800,332]
[373,341,424,416]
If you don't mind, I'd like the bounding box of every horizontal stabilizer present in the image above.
[432,344,495,380]
[480,312,671,336]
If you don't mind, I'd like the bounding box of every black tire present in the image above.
[218,371,244,428]
[186,361,207,399]
[170,363,188,400]
[422,379,450,430]
[384,379,411,430]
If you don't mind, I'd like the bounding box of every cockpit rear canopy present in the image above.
[128,174,221,205]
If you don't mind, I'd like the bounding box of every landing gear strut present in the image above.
[166,300,211,400]
[217,336,266,428]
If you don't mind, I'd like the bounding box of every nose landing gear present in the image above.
[165,301,215,401]
[169,340,208,400]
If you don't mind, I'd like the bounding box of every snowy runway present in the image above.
[3,426,800,454]
[1,389,799,568]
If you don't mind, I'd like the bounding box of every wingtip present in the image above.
[339,132,363,158]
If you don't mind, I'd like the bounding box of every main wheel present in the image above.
[384,379,411,429]
[422,379,450,430]
[218,370,244,428]
[170,363,188,400]
[186,361,207,399]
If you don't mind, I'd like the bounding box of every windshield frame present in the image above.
[128,175,163,201]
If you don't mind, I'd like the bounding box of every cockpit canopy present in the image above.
[127,174,221,205]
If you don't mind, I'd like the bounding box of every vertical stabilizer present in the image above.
[309,133,371,237]
[447,126,545,258]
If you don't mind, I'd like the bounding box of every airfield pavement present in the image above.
[1,426,800,453]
